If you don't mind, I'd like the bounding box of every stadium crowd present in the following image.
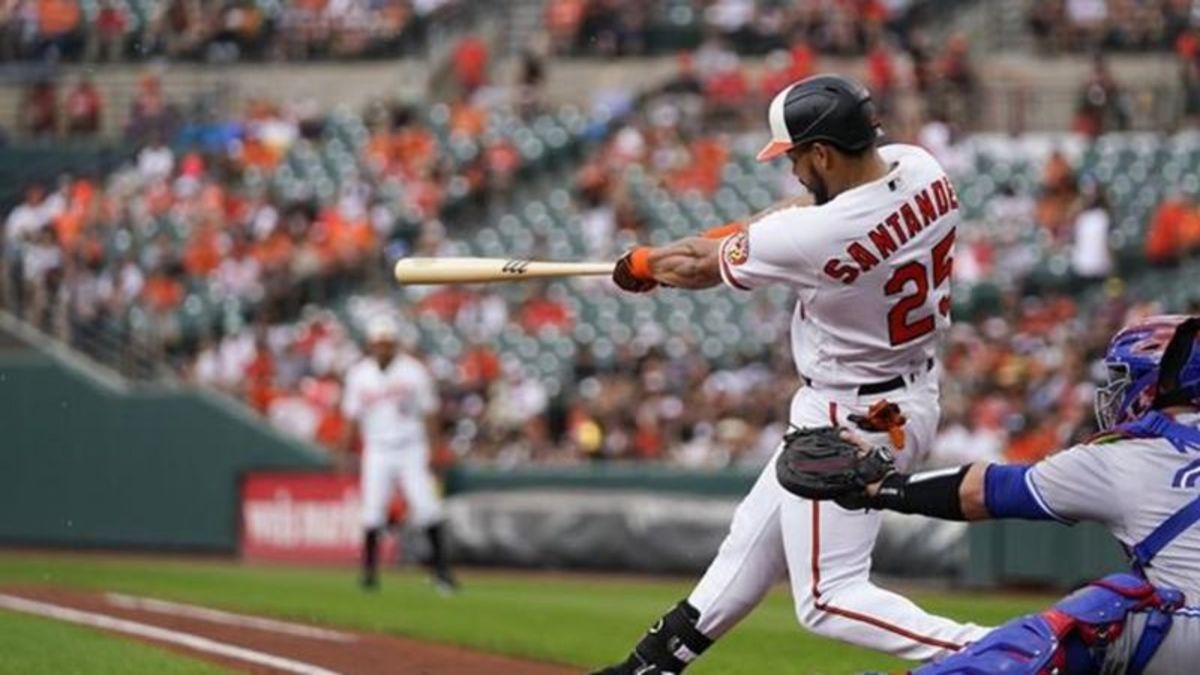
[0,0,467,63]
[1029,0,1198,54]
[545,0,907,57]
[3,92,1170,472]
[0,13,1194,470]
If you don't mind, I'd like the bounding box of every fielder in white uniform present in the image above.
[595,74,986,674]
[343,317,457,592]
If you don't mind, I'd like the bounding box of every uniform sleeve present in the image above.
[718,207,820,291]
[415,365,439,415]
[1025,444,1124,526]
[341,369,362,420]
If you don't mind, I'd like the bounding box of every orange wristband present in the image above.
[628,247,654,281]
[701,222,744,239]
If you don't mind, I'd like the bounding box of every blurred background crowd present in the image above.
[2,0,1199,473]
[0,0,470,63]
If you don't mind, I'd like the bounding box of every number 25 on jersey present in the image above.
[884,229,955,346]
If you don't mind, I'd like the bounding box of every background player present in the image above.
[343,316,458,593]
[593,74,987,674]
[787,315,1200,674]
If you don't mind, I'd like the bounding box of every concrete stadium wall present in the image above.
[0,318,329,551]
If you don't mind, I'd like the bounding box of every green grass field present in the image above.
[0,554,1053,674]
[0,605,230,675]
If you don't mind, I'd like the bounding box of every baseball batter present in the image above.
[342,316,457,592]
[594,74,986,674]
[785,315,1200,674]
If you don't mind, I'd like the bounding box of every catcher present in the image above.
[778,315,1200,674]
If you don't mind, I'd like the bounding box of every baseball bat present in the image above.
[393,257,616,284]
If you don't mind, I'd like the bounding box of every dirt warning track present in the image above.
[0,587,577,675]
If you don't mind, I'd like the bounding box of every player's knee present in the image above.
[793,595,833,635]
[792,588,854,640]
[409,504,445,529]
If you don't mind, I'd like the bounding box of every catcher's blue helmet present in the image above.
[1096,315,1200,430]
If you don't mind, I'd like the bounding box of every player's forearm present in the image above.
[646,237,722,289]
[863,463,991,521]
[864,461,1071,523]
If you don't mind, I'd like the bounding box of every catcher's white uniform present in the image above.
[690,144,987,658]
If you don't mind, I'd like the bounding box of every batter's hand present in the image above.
[612,248,658,293]
[775,426,896,509]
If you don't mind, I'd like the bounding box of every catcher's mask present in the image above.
[1095,315,1200,431]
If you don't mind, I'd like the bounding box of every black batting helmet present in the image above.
[756,74,882,162]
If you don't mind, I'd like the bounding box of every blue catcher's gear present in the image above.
[914,573,1183,675]
[1095,316,1200,431]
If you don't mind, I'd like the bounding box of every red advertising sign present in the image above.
[240,472,395,564]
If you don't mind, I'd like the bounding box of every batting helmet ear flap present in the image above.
[1152,317,1200,409]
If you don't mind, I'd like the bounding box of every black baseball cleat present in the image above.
[588,653,667,675]
[360,570,379,591]
[431,568,459,595]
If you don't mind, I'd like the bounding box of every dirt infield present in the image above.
[0,587,577,675]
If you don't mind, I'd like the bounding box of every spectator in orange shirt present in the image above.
[789,41,815,81]
[1004,415,1063,465]
[459,341,501,389]
[312,379,352,455]
[451,35,489,95]
[546,0,585,54]
[244,330,277,414]
[141,263,185,313]
[416,285,469,322]
[449,94,486,139]
[37,0,82,59]
[1035,149,1078,237]
[183,221,222,278]
[1145,190,1194,265]
[519,285,572,334]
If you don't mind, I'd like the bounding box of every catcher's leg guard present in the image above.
[914,573,1183,675]
[590,600,713,675]
[912,613,1059,675]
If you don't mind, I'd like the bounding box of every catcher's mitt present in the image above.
[775,426,896,507]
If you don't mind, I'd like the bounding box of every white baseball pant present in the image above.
[687,370,989,661]
[360,445,445,530]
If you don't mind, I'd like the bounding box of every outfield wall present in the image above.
[445,467,1130,588]
[0,318,329,551]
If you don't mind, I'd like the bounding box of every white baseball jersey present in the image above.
[718,143,960,385]
[686,143,984,663]
[1028,414,1200,603]
[342,354,438,451]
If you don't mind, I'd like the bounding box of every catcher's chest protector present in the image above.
[919,412,1200,675]
[913,573,1183,675]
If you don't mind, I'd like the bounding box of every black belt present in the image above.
[804,359,934,396]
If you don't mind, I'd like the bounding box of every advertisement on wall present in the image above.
[240,472,396,564]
